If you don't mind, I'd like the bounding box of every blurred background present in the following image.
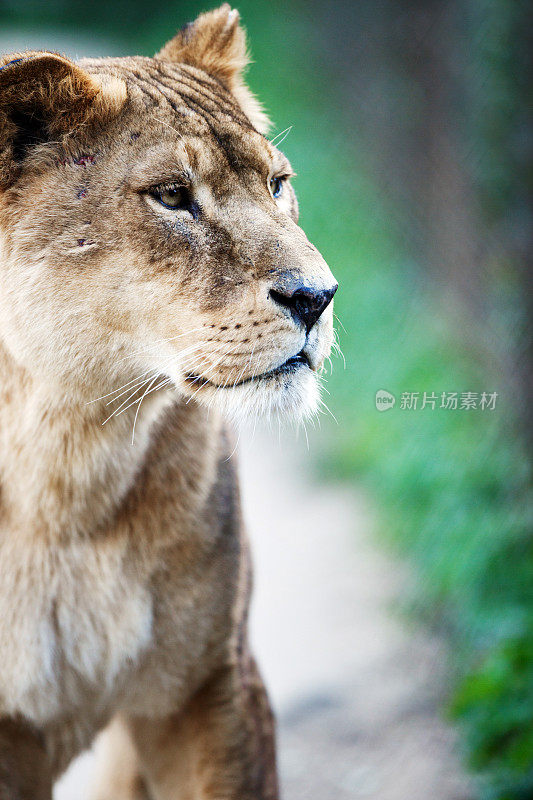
[1,1,532,798]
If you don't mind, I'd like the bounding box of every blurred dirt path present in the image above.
[56,429,472,800]
[240,430,473,800]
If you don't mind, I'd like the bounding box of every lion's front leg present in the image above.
[0,717,53,800]
[129,653,279,800]
[88,716,149,800]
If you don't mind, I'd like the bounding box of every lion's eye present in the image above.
[152,184,189,210]
[269,176,284,199]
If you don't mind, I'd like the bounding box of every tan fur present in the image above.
[0,6,336,798]
[157,4,270,134]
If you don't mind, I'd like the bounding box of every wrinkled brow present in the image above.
[126,144,191,190]
[272,152,294,176]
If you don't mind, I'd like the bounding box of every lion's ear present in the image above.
[0,52,126,187]
[157,5,247,92]
[157,4,270,134]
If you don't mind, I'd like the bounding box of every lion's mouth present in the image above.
[185,349,312,390]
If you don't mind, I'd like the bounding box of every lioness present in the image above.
[0,5,337,798]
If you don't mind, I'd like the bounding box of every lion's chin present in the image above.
[181,365,320,425]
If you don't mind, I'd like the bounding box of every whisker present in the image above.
[318,399,338,424]
[333,313,347,334]
[101,373,161,425]
[105,343,198,406]
[270,125,293,147]
[114,327,207,365]
[180,339,235,373]
[180,342,239,390]
[131,376,171,445]
[101,353,180,424]
[105,369,161,406]
[302,420,310,450]
[87,367,156,405]
[202,339,253,419]
[130,373,161,444]
[107,374,170,423]
[233,340,257,389]
[331,339,346,369]
[224,424,243,462]
[185,343,242,405]
[89,339,209,407]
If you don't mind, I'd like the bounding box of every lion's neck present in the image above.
[0,342,173,541]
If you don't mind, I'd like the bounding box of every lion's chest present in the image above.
[0,536,154,725]
[0,525,233,737]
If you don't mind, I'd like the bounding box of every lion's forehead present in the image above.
[83,56,271,182]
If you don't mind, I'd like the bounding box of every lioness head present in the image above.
[0,5,337,423]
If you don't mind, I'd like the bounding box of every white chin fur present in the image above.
[185,366,320,425]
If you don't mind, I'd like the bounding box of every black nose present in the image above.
[269,282,338,333]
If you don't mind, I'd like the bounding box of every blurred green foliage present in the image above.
[0,0,531,796]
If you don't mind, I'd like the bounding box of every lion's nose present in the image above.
[269,282,338,334]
